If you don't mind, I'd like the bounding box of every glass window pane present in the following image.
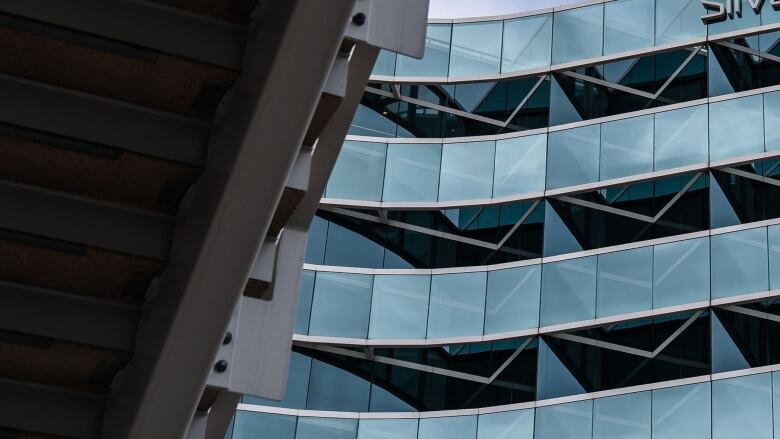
[652,382,711,439]
[600,115,653,180]
[502,14,552,72]
[485,265,541,334]
[327,141,387,201]
[350,103,398,138]
[323,221,385,269]
[593,392,650,439]
[427,272,487,338]
[493,134,547,198]
[297,418,358,439]
[372,50,396,76]
[439,141,495,202]
[419,416,477,439]
[765,91,780,152]
[709,95,765,162]
[546,124,601,190]
[309,272,373,338]
[233,412,295,439]
[477,409,534,439]
[653,237,710,309]
[604,0,654,55]
[535,400,593,439]
[295,271,315,334]
[597,247,652,318]
[449,21,502,77]
[540,256,597,326]
[383,143,442,202]
[552,4,604,65]
[708,3,761,36]
[654,105,709,171]
[358,419,418,439]
[769,225,780,290]
[655,0,706,45]
[369,275,430,339]
[773,371,780,439]
[396,24,451,77]
[305,216,328,265]
[711,228,769,299]
[712,373,773,439]
[307,359,370,411]
[242,351,311,408]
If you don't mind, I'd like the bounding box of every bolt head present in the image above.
[214,360,228,373]
[352,12,366,26]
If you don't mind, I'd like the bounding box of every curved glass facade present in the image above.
[229,2,780,438]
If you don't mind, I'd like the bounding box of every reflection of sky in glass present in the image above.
[429,0,582,19]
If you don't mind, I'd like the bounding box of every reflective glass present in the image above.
[764,3,780,24]
[540,256,597,326]
[655,0,706,45]
[294,270,315,334]
[323,221,385,269]
[485,265,541,334]
[600,115,653,180]
[712,373,773,439]
[502,14,553,73]
[546,124,601,190]
[604,0,654,55]
[711,228,769,299]
[358,419,418,439]
[774,372,780,439]
[232,412,295,439]
[438,141,495,202]
[654,105,709,171]
[427,272,487,338]
[708,2,761,36]
[593,391,651,439]
[419,416,477,439]
[296,418,358,439]
[534,400,593,439]
[396,24,451,77]
[307,359,370,411]
[652,382,711,439]
[383,143,442,202]
[369,275,430,339]
[477,409,534,439]
[372,50,396,76]
[309,272,373,338]
[552,4,604,65]
[537,338,587,399]
[326,141,387,201]
[242,352,311,408]
[305,216,328,265]
[709,95,765,162]
[765,91,780,152]
[350,103,398,138]
[770,225,780,290]
[653,237,710,309]
[597,247,652,318]
[449,21,503,77]
[493,134,547,198]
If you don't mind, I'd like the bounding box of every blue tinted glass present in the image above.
[711,228,769,299]
[383,143,442,202]
[546,125,601,189]
[358,419,418,439]
[653,238,710,309]
[774,372,780,438]
[552,4,604,65]
[242,351,311,408]
[712,374,773,439]
[439,141,495,202]
[449,21,503,77]
[593,391,651,439]
[540,256,597,326]
[769,225,780,290]
[485,265,541,334]
[419,416,477,439]
[372,50,396,76]
[502,14,553,72]
[323,221,385,269]
[305,216,328,264]
[765,91,780,152]
[654,105,709,171]
[604,0,654,55]
[477,409,534,439]
[396,24,451,77]
[369,275,430,339]
[297,418,358,439]
[295,271,315,334]
[708,2,761,35]
[232,412,295,439]
[597,247,652,318]
[327,141,386,201]
[655,0,706,44]
[537,338,587,399]
[493,134,547,198]
[600,115,653,180]
[369,384,416,412]
[307,359,370,411]
[652,382,711,439]
[709,95,765,162]
[535,400,593,439]
[427,272,487,338]
[309,272,372,338]
[350,104,397,137]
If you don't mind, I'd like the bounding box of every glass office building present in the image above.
[230,0,780,437]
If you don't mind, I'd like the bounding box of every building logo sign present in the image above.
[701,0,780,23]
